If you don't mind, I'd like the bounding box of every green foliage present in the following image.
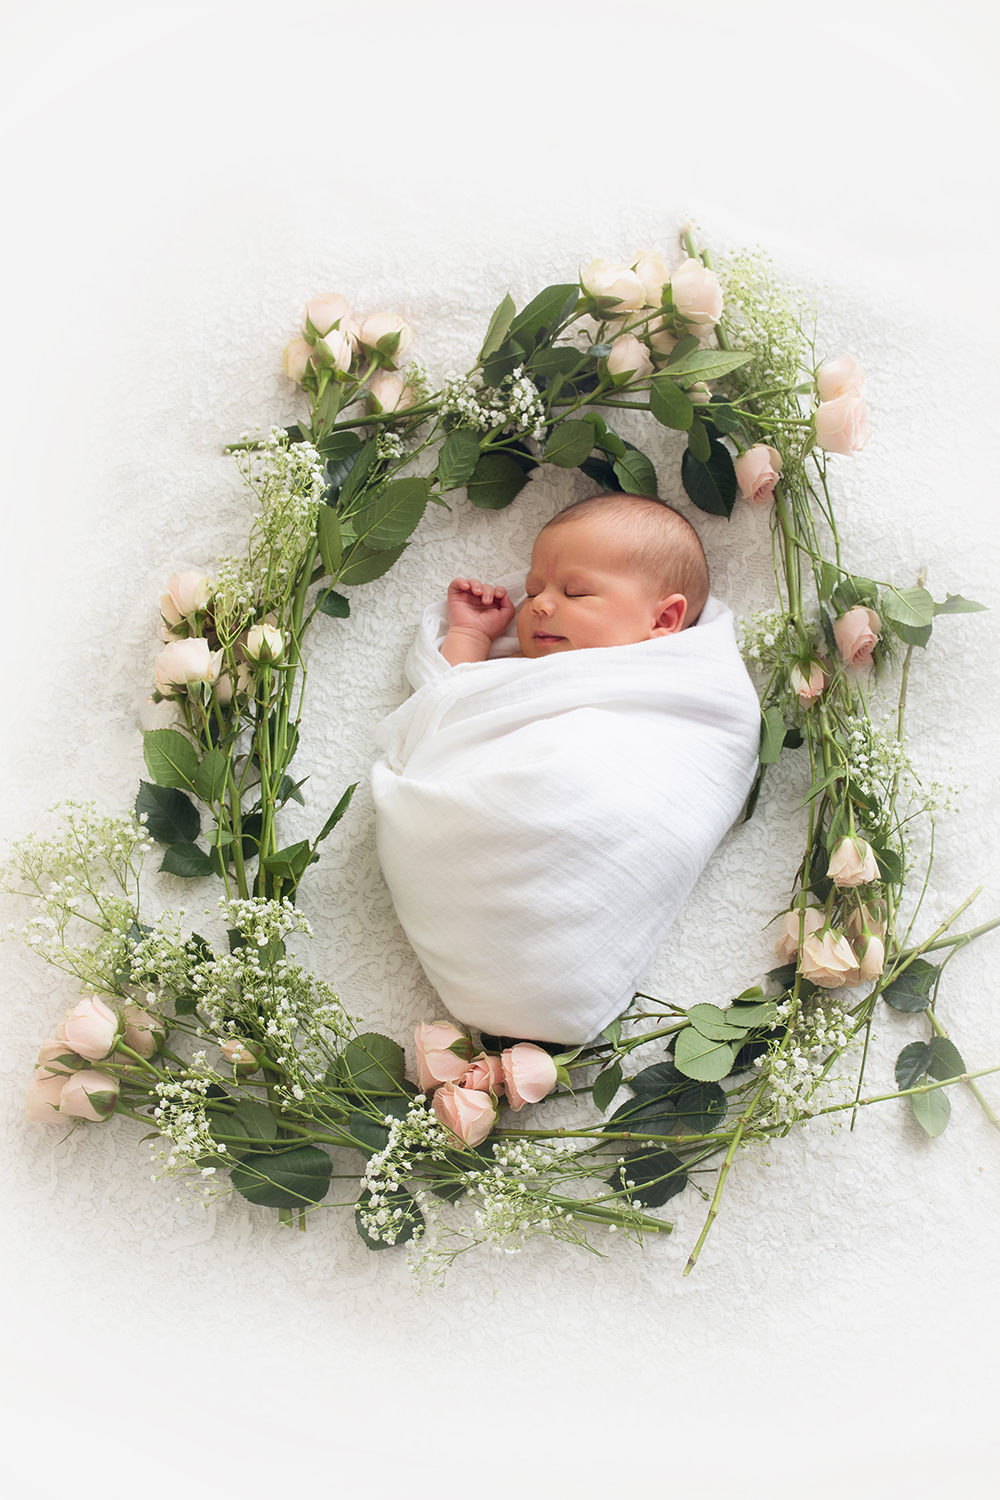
[232,1145,333,1209]
[674,1027,736,1082]
[612,444,657,497]
[681,441,737,517]
[352,477,430,550]
[192,748,229,806]
[479,292,516,362]
[466,453,529,509]
[883,958,939,1012]
[160,842,214,878]
[142,729,199,790]
[544,420,595,469]
[759,706,786,765]
[649,374,695,430]
[437,429,481,492]
[355,1186,424,1248]
[316,588,351,618]
[338,1033,407,1096]
[910,1087,951,1138]
[592,1059,623,1113]
[338,541,408,585]
[317,504,343,576]
[135,782,200,845]
[317,783,357,841]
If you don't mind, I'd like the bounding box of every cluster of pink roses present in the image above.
[25,996,163,1125]
[581,250,724,383]
[414,1022,558,1149]
[774,838,886,988]
[785,602,882,712]
[282,293,417,415]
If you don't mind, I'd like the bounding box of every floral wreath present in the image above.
[6,228,997,1285]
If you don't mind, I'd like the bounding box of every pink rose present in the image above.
[221,1038,263,1075]
[414,1022,475,1092]
[582,259,646,313]
[734,444,782,505]
[122,1004,165,1059]
[789,661,826,705]
[669,257,724,328]
[304,292,352,337]
[774,907,825,965]
[460,1052,504,1095]
[432,1082,498,1148]
[816,354,866,403]
[687,381,713,404]
[282,337,312,384]
[37,1038,84,1075]
[154,638,224,697]
[844,901,888,942]
[62,997,120,1061]
[59,1069,120,1121]
[854,933,885,982]
[606,333,653,383]
[799,930,861,988]
[648,328,677,359]
[316,328,353,374]
[828,837,879,888]
[359,313,413,366]
[633,249,670,307]
[833,606,881,668]
[814,393,869,454]
[368,371,415,414]
[159,571,213,626]
[501,1043,558,1111]
[26,1073,67,1123]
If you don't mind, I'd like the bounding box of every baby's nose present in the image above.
[531,590,555,615]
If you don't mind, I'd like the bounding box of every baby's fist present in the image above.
[446,577,516,641]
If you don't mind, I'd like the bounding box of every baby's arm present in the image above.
[440,577,517,666]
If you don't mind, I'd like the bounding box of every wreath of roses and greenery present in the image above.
[6,228,998,1284]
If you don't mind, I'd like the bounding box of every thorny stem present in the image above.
[927,1007,1000,1133]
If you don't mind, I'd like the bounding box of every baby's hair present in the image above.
[541,493,710,625]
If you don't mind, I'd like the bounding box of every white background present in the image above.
[1,2,998,1494]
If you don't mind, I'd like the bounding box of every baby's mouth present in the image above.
[533,631,566,645]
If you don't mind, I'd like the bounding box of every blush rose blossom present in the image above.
[368,371,415,414]
[245,622,283,664]
[432,1082,498,1148]
[633,249,670,307]
[734,444,782,505]
[414,1022,475,1092]
[833,606,881,668]
[814,392,870,454]
[61,996,120,1061]
[304,292,352,337]
[582,259,646,313]
[799,929,861,988]
[121,1004,165,1059]
[790,661,827,705]
[606,333,653,382]
[844,901,888,942]
[828,837,879,888]
[359,313,413,366]
[501,1043,559,1111]
[774,907,825,964]
[317,328,353,374]
[26,1073,67,1123]
[669,257,724,329]
[816,354,866,402]
[282,337,312,384]
[59,1069,120,1121]
[37,1038,84,1074]
[854,933,886,982]
[160,571,213,627]
[221,1038,263,1075]
[460,1052,505,1095]
[154,638,224,697]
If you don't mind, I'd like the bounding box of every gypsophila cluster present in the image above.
[844,714,911,802]
[440,367,546,440]
[234,427,325,607]
[719,249,813,396]
[739,608,794,669]
[358,1098,453,1245]
[150,1054,222,1175]
[374,429,404,462]
[755,996,854,1127]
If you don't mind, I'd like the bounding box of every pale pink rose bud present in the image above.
[828,836,879,888]
[854,933,885,982]
[669,257,724,327]
[282,338,313,384]
[245,622,283,664]
[161,570,213,625]
[221,1038,263,1075]
[26,1073,67,1123]
[62,997,121,1061]
[304,292,352,337]
[833,606,881,668]
[153,638,224,696]
[37,1038,85,1075]
[460,1052,505,1096]
[317,328,353,374]
[688,382,713,404]
[816,354,866,403]
[432,1082,498,1148]
[774,907,825,964]
[59,1069,120,1121]
[800,929,862,988]
[501,1043,559,1111]
[122,1004,165,1059]
[582,259,646,313]
[814,393,869,454]
[606,333,653,382]
[235,662,255,696]
[789,661,827,705]
[215,674,234,706]
[633,249,670,307]
[844,901,888,942]
[359,313,413,366]
[734,444,782,505]
[648,328,678,358]
[414,1022,475,1092]
[368,371,415,414]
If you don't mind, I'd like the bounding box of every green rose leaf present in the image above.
[317,504,343,576]
[612,444,658,497]
[230,1099,279,1141]
[674,1027,736,1082]
[687,418,712,464]
[665,334,701,365]
[933,593,987,615]
[882,585,935,629]
[466,452,529,509]
[260,840,316,883]
[352,476,430,550]
[759,706,786,765]
[578,456,623,493]
[335,439,377,507]
[436,428,482,493]
[159,842,214,878]
[609,1148,687,1209]
[882,958,939,1012]
[355,1186,424,1248]
[192,748,229,806]
[317,782,357,841]
[317,429,362,462]
[479,292,516,362]
[509,283,579,344]
[338,1032,407,1096]
[338,541,408,585]
[142,729,199,790]
[927,1036,966,1081]
[348,1097,410,1156]
[316,588,351,618]
[677,1082,727,1134]
[681,441,737,518]
[544,420,596,469]
[628,1061,686,1099]
[830,574,879,613]
[895,1041,934,1091]
[659,349,754,381]
[592,1059,623,1113]
[232,1145,333,1209]
[135,781,200,845]
[686,1004,750,1042]
[530,346,588,378]
[649,375,695,430]
[727,999,778,1029]
[910,1086,951,1138]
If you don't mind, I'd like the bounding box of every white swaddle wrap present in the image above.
[372,573,761,1044]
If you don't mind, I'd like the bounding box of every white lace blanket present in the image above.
[372,579,761,1043]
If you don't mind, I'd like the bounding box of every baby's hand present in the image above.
[446,577,516,642]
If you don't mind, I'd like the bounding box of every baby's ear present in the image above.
[650,594,688,637]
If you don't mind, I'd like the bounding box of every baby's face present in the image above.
[516,517,684,658]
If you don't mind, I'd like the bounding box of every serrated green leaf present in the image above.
[831,574,879,614]
[660,349,754,381]
[544,420,595,469]
[436,428,481,492]
[818,561,840,601]
[479,292,516,362]
[317,782,357,841]
[601,1019,622,1048]
[680,443,736,518]
[687,418,712,463]
[910,1086,951,1138]
[677,1083,727,1134]
[338,541,408,585]
[316,588,351,618]
[339,1032,407,1096]
[627,1062,686,1099]
[759,706,786,765]
[352,477,429,550]
[613,446,657,497]
[798,763,844,807]
[142,729,199,790]
[927,1036,966,1081]
[232,1145,332,1209]
[882,585,935,630]
[686,1004,749,1042]
[530,346,588,377]
[192,748,229,806]
[871,841,904,883]
[887,618,932,649]
[317,429,362,461]
[230,1099,279,1140]
[883,958,939,1012]
[727,999,777,1029]
[336,439,377,508]
[160,842,214,878]
[593,425,626,460]
[608,1148,687,1208]
[674,1028,736,1082]
[933,593,987,615]
[135,781,200,845]
[466,452,528,510]
[355,1186,424,1247]
[592,1060,623,1113]
[578,456,622,492]
[260,840,315,883]
[509,283,579,342]
[665,335,700,364]
[317,504,343,576]
[895,1041,934,1091]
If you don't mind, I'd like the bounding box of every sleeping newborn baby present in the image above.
[371,494,761,1045]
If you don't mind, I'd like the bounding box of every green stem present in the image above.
[927,1008,1000,1133]
[683,1076,770,1275]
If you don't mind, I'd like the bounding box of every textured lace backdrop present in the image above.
[2,3,999,1496]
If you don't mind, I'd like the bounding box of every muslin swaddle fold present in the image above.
[372,573,760,1045]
